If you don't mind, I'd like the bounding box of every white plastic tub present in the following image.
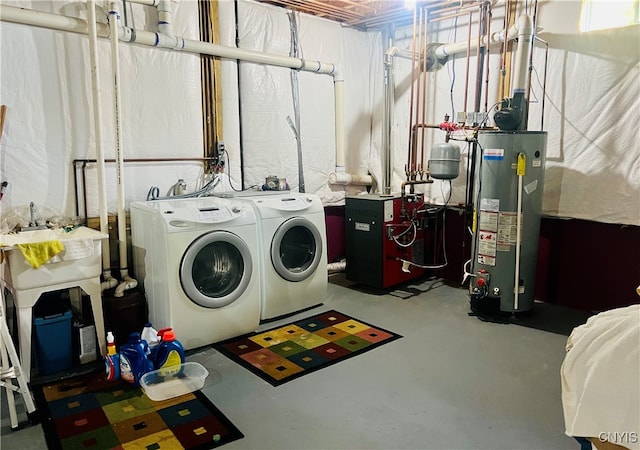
[140,362,209,401]
[1,226,107,290]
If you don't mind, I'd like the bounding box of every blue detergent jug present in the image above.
[154,329,185,377]
[119,332,153,386]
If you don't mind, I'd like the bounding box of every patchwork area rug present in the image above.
[33,371,243,450]
[214,309,402,386]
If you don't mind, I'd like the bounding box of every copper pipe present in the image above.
[428,1,487,18]
[412,123,497,131]
[413,7,424,172]
[283,0,366,21]
[428,10,477,23]
[499,0,509,98]
[484,4,491,115]
[419,6,429,171]
[407,5,419,172]
[474,4,483,115]
[73,157,219,219]
[401,178,434,206]
[74,157,219,166]
[463,11,472,117]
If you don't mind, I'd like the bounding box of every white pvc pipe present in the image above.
[514,153,525,310]
[108,2,136,296]
[511,14,534,95]
[0,4,368,189]
[328,172,373,186]
[88,0,118,291]
[434,21,520,60]
[157,0,173,36]
[333,74,346,172]
[127,0,160,6]
[327,260,346,273]
[0,5,339,82]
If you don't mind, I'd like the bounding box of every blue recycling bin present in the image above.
[34,309,73,375]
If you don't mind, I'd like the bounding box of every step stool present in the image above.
[0,288,37,430]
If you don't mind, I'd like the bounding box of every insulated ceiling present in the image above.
[254,0,460,29]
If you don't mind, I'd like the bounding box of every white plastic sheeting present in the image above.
[0,0,203,224]
[531,2,640,226]
[233,0,380,205]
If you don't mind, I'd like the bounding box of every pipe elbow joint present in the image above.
[101,276,118,292]
[517,14,534,36]
[113,276,138,298]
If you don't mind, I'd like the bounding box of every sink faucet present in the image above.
[19,202,47,232]
[29,202,38,227]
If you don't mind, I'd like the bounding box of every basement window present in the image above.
[580,0,640,32]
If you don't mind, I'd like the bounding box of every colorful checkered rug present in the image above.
[214,310,402,386]
[33,370,243,449]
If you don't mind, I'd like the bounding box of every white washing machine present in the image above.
[129,197,261,350]
[215,191,328,321]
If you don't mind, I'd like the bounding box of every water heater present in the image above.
[470,131,547,313]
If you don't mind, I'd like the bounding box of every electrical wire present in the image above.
[223,148,243,192]
[447,16,459,119]
[392,221,417,248]
[146,176,221,201]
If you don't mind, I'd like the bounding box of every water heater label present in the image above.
[355,222,370,232]
[484,148,504,160]
[479,210,498,232]
[478,231,497,257]
[497,212,520,245]
[477,254,496,266]
[480,198,500,212]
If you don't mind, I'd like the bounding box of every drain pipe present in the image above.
[108,2,138,297]
[87,0,118,291]
[0,4,369,188]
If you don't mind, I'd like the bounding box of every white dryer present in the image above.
[129,197,261,350]
[217,192,328,321]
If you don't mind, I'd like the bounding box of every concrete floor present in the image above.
[1,275,583,449]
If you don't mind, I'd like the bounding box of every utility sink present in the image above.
[0,226,108,290]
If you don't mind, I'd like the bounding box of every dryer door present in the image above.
[271,217,323,282]
[180,231,253,308]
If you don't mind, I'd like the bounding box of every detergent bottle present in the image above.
[141,322,159,366]
[104,331,120,380]
[154,329,185,376]
[119,332,153,386]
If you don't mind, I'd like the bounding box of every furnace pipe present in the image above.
[511,14,533,95]
[434,21,520,61]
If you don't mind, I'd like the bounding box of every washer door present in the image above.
[180,231,253,308]
[271,217,322,282]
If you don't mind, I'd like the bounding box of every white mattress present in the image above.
[561,304,640,449]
